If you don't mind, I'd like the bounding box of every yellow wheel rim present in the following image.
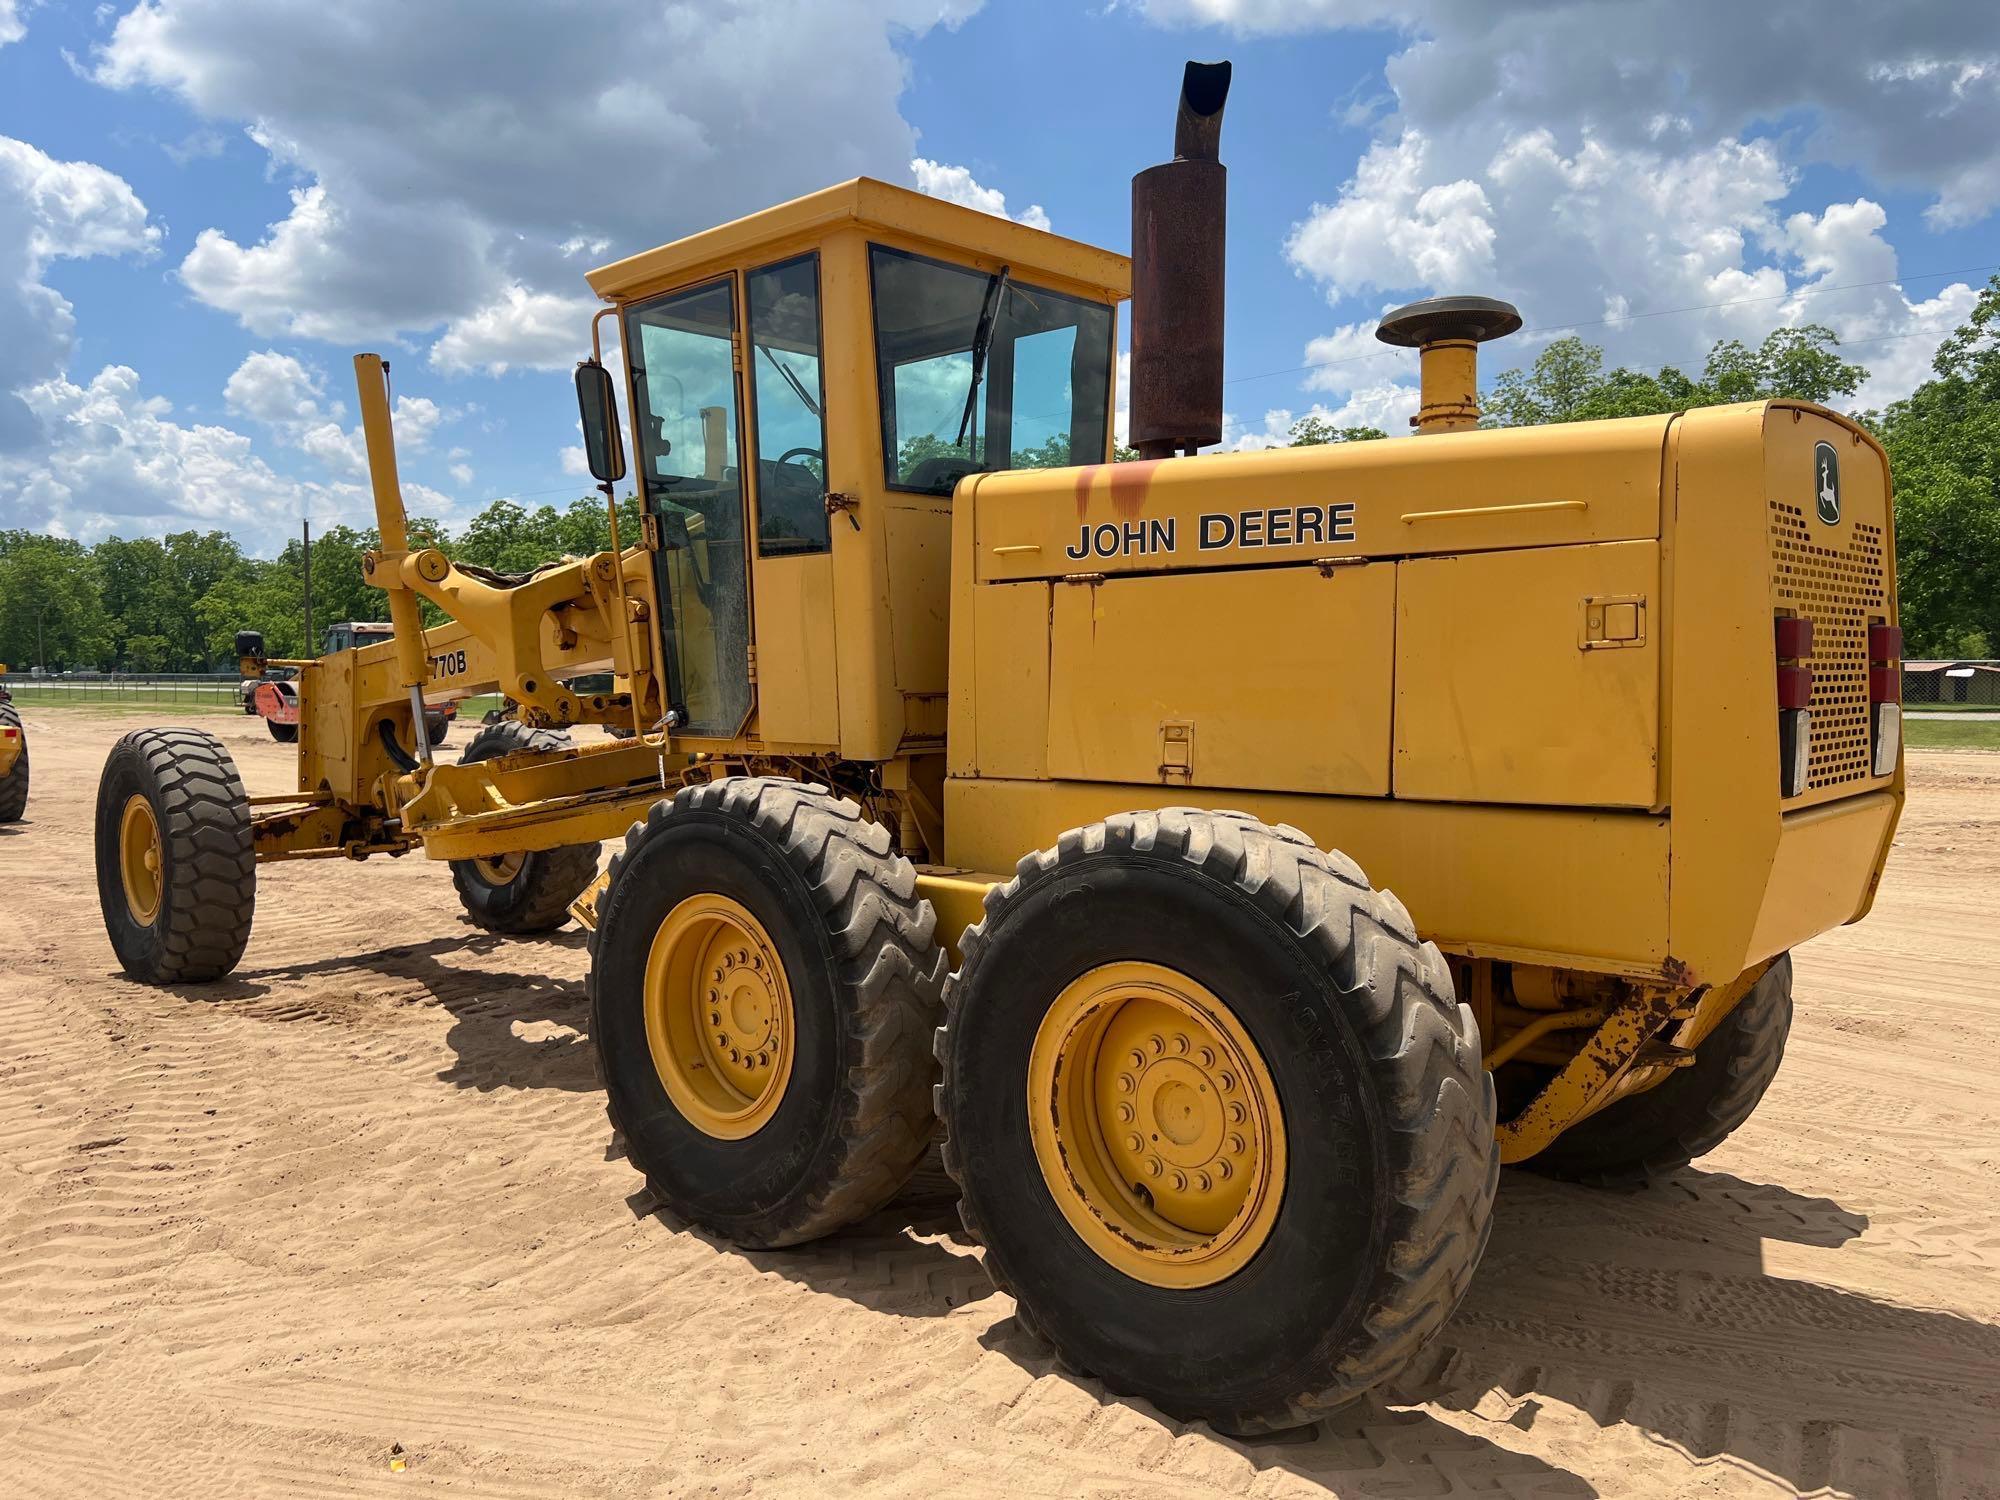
[119,793,163,927]
[642,894,794,1139]
[473,851,525,886]
[1028,961,1286,1287]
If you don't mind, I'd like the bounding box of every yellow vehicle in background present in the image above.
[0,666,25,823]
[94,62,1903,1432]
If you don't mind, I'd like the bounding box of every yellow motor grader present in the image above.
[0,666,26,822]
[95,63,1903,1433]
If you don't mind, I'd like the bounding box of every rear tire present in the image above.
[1525,954,1793,1188]
[424,713,451,748]
[448,720,598,933]
[589,777,946,1247]
[0,703,27,822]
[94,728,255,984]
[936,808,1498,1434]
[266,719,297,742]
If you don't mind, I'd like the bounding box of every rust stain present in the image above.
[1073,459,1165,521]
[1108,459,1164,519]
[1073,463,1099,520]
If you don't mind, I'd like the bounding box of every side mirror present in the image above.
[575,360,627,484]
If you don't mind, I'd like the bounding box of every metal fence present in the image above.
[0,672,242,708]
[1904,662,2000,707]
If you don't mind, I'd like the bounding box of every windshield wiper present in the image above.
[954,266,1011,448]
[758,344,822,419]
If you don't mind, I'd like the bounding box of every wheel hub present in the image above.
[473,851,525,886]
[119,794,162,927]
[644,894,794,1139]
[1028,962,1286,1287]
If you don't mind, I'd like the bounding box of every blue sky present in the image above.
[2,0,1996,556]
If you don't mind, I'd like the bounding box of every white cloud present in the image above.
[1137,2,2000,226]
[1130,1,1997,409]
[910,158,1051,232]
[448,461,472,485]
[2,364,317,545]
[93,0,985,351]
[0,134,159,450]
[1282,123,1975,407]
[0,1,23,47]
[1283,133,1492,299]
[222,349,325,427]
[429,283,601,376]
[559,444,589,477]
[222,348,447,479]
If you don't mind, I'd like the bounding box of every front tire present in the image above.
[1526,954,1793,1188]
[266,719,297,742]
[94,728,255,983]
[936,808,1497,1434]
[589,777,946,1247]
[448,720,598,933]
[0,703,27,822]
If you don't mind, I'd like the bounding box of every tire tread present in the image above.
[934,806,1498,1432]
[589,776,946,1246]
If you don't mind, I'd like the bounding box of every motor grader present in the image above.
[0,666,26,823]
[94,62,1904,1433]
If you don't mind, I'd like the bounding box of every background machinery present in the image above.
[0,666,25,822]
[243,623,457,745]
[94,62,1903,1432]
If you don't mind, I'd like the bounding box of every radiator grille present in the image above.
[1769,501,1887,792]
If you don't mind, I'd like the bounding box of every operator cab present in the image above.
[573,179,1129,757]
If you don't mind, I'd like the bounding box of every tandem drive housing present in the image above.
[1063,502,1360,561]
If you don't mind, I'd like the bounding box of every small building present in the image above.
[1903,660,2000,706]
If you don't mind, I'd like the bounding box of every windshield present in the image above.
[869,245,1115,496]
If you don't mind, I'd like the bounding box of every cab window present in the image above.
[869,245,1114,495]
[747,254,830,556]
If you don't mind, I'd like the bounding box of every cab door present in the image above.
[743,253,840,746]
[624,276,754,738]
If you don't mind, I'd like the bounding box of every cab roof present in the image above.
[585,177,1131,306]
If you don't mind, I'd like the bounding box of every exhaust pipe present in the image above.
[1375,296,1521,434]
[1129,60,1231,460]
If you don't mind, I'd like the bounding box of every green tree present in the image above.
[1287,415,1387,446]
[1865,275,2000,655]
[1484,325,1867,428]
[0,536,111,670]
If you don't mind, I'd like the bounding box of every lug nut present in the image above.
[1227,1133,1246,1156]
[1116,1073,1136,1094]
[1198,1046,1216,1068]
[1170,1170,1188,1191]
[1125,1133,1144,1153]
[1217,1071,1236,1093]
[1148,1034,1165,1055]
[1216,1159,1234,1180]
[1195,1171,1212,1193]
[1116,1102,1135,1123]
[1145,1156,1164,1178]
[1128,1048,1146,1071]
[1172,1034,1190,1055]
[1228,1102,1247,1123]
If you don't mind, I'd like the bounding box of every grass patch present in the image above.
[5,690,240,715]
[1905,699,2000,712]
[1907,717,2000,750]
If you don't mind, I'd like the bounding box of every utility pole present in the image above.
[302,519,313,656]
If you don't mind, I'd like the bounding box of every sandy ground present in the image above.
[1,708,1996,1500]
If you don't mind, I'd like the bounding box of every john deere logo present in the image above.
[1814,441,1840,526]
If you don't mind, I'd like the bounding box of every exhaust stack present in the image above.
[1129,60,1231,460]
[1374,296,1522,434]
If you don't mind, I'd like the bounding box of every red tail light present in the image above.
[1776,613,1812,796]
[1868,620,1901,774]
